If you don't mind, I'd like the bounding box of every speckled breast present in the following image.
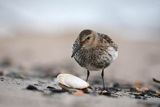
[74,47,112,71]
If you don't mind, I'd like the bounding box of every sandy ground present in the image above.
[0,76,159,107]
[0,35,160,107]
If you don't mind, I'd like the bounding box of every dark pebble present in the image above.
[130,87,137,92]
[113,82,120,88]
[47,86,55,89]
[26,85,38,91]
[108,87,121,92]
[100,91,112,96]
[134,95,143,99]
[0,77,4,81]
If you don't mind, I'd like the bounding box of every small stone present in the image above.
[73,90,85,96]
[26,85,38,91]
[99,90,112,96]
[156,91,160,96]
[0,77,4,81]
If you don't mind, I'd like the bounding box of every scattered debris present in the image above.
[1,73,160,100]
[11,74,160,99]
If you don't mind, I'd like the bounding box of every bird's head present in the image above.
[71,29,97,57]
[79,29,97,48]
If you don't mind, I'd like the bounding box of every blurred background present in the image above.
[0,0,160,84]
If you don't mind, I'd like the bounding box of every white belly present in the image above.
[108,47,118,61]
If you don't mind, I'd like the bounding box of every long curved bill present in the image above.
[71,45,81,58]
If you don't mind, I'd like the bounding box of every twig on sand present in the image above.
[153,78,160,84]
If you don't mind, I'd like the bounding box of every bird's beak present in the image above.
[71,44,81,58]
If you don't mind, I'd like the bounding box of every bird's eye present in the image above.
[86,37,90,40]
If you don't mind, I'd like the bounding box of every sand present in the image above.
[0,35,160,107]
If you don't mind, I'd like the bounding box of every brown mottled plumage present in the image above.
[71,29,118,89]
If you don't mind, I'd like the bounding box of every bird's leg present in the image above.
[101,69,106,90]
[86,70,90,81]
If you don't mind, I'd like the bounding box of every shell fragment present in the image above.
[57,73,89,90]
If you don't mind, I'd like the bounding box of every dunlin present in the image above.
[71,29,118,89]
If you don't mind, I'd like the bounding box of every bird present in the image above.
[71,29,118,90]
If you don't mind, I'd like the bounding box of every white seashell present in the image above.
[57,73,89,89]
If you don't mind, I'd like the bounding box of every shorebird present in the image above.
[71,29,118,89]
